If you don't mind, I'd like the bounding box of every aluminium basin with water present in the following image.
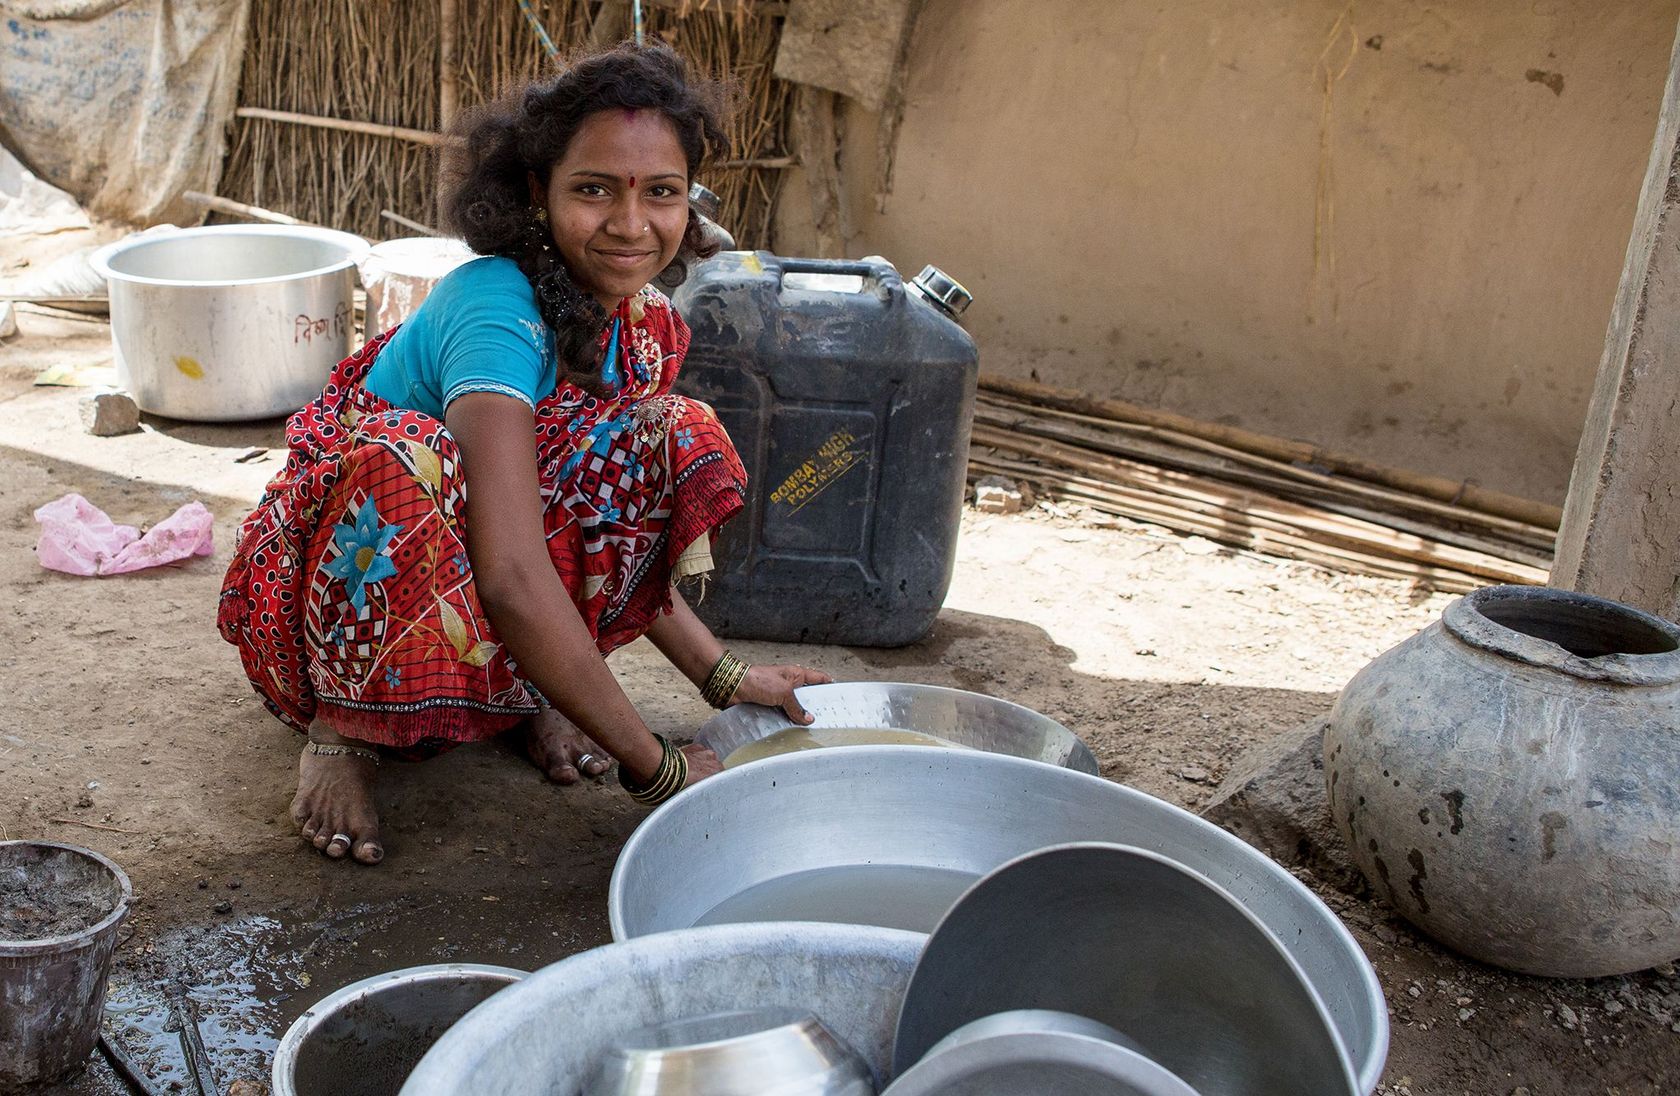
[608,746,1389,1093]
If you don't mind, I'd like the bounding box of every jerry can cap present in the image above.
[912,265,973,318]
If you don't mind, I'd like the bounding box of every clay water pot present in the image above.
[1324,585,1680,977]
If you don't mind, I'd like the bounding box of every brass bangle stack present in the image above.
[701,650,750,709]
[618,733,689,806]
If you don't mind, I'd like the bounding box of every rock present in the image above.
[213,898,232,914]
[1200,718,1363,894]
[973,474,1025,514]
[78,391,141,437]
[0,301,16,339]
[227,1080,270,1096]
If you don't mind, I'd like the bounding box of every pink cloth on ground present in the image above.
[33,493,213,575]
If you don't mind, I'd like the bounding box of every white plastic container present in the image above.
[357,237,477,335]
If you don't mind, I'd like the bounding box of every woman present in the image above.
[218,42,828,866]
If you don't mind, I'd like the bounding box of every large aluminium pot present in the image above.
[1324,584,1680,977]
[90,225,367,421]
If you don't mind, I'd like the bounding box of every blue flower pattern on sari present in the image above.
[322,497,402,612]
[560,413,633,480]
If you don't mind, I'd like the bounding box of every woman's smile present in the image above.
[537,109,691,308]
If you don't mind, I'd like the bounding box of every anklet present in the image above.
[306,741,382,766]
[701,651,750,709]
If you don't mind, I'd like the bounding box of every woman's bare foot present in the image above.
[290,720,384,865]
[525,707,613,784]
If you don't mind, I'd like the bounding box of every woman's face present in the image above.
[535,109,690,308]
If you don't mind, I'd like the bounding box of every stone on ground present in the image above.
[1200,717,1362,894]
[974,474,1027,514]
[78,390,141,436]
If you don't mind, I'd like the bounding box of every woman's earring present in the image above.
[534,206,549,225]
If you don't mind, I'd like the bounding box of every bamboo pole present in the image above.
[713,156,797,169]
[974,395,1557,550]
[439,0,460,131]
[979,374,1564,530]
[970,425,1547,586]
[382,209,440,235]
[182,190,310,226]
[234,106,447,147]
[972,452,1487,593]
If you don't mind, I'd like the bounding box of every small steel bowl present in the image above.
[272,963,526,1096]
[924,1010,1141,1056]
[882,1010,1195,1096]
[884,1031,1198,1096]
[584,1006,876,1095]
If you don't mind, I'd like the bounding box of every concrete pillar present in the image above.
[1553,19,1680,621]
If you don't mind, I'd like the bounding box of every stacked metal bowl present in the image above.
[399,727,1388,1094]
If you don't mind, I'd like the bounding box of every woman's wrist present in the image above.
[701,650,750,709]
[619,734,689,805]
[619,732,668,785]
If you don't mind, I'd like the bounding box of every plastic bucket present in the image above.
[0,840,133,1091]
[357,237,476,335]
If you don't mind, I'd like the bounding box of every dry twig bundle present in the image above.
[970,377,1557,593]
[217,1,791,244]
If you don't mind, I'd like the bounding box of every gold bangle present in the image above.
[701,651,750,709]
[619,735,689,806]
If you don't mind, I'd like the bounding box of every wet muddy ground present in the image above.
[3,309,1678,1094]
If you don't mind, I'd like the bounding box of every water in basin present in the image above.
[692,865,979,933]
[722,727,970,768]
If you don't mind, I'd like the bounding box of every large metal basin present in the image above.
[696,682,1099,774]
[400,924,924,1096]
[90,225,367,421]
[610,747,1388,1094]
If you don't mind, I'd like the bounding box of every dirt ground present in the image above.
[2,305,1678,1095]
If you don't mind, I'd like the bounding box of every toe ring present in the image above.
[328,832,352,847]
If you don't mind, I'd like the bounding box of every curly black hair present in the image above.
[442,42,729,388]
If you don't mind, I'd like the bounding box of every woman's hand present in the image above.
[680,743,723,787]
[729,664,834,724]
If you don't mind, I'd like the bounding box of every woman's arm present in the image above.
[446,393,666,783]
[646,589,833,723]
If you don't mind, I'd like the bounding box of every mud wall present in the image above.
[773,0,1680,503]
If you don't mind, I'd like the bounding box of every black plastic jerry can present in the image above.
[673,252,978,647]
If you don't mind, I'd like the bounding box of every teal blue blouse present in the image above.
[363,256,559,418]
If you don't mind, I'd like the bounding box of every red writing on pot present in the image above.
[294,302,350,344]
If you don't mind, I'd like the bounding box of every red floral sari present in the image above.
[217,288,745,750]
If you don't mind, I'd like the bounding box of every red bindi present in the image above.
[629,175,637,188]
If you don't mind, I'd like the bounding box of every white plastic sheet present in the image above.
[0,0,250,225]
